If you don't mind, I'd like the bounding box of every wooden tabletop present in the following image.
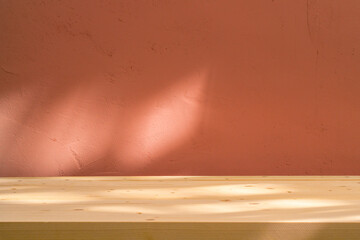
[1,176,360,223]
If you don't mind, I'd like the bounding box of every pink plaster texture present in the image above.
[1,0,360,176]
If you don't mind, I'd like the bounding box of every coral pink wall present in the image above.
[1,0,360,176]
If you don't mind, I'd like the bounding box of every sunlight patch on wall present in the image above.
[114,69,208,169]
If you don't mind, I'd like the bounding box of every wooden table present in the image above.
[1,176,360,239]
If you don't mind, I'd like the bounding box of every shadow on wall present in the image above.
[1,0,360,176]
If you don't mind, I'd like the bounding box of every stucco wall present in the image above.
[1,0,360,176]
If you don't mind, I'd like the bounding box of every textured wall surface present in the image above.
[1,0,360,176]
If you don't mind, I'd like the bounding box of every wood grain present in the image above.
[1,176,360,239]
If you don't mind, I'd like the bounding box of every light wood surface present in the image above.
[1,176,360,239]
